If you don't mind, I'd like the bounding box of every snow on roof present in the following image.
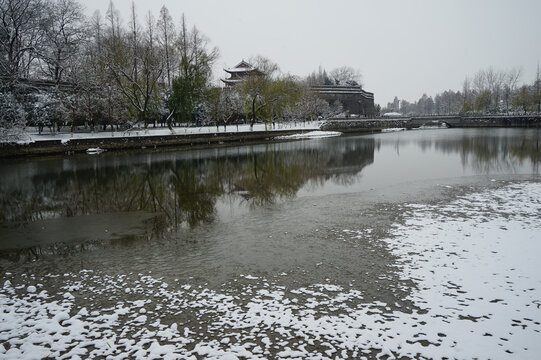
[221,78,243,84]
[224,67,255,73]
[224,59,257,73]
[235,60,252,68]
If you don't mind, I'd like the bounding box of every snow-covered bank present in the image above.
[1,182,540,359]
[8,121,324,145]
[1,121,327,157]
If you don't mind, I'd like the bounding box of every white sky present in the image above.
[82,0,541,105]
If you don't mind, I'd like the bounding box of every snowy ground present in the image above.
[1,182,540,359]
[10,121,325,144]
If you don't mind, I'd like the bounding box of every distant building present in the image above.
[222,60,262,86]
[311,85,376,117]
[222,60,376,116]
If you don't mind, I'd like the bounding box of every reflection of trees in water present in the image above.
[323,141,375,186]
[170,167,219,227]
[432,130,541,173]
[0,139,376,231]
[0,160,219,228]
[508,134,541,173]
[0,235,136,263]
[233,147,326,206]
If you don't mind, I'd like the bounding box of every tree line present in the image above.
[0,0,363,140]
[383,66,541,116]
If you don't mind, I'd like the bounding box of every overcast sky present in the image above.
[82,0,541,105]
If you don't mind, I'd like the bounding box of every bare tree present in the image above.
[0,0,43,90]
[105,0,119,38]
[103,2,163,128]
[39,0,86,84]
[485,67,504,109]
[535,64,541,114]
[459,77,474,113]
[503,67,522,113]
[330,66,362,86]
[91,10,103,52]
[157,5,175,90]
[472,69,487,94]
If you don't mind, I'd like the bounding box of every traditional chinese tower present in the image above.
[222,60,261,86]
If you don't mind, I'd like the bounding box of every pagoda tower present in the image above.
[222,60,262,86]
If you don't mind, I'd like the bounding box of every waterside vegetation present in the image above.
[384,67,541,117]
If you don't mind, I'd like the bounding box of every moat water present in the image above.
[1,128,540,359]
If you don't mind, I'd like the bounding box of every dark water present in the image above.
[0,128,540,288]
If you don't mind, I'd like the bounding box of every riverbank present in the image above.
[0,122,327,158]
[2,115,541,158]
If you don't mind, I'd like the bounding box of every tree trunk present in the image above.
[141,112,148,129]
[165,109,175,132]
[251,96,257,128]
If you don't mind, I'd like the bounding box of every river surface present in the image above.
[1,128,540,359]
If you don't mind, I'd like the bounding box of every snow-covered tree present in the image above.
[0,92,26,140]
[30,89,65,134]
[329,100,343,117]
[294,86,330,122]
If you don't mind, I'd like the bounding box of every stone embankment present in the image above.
[321,119,411,132]
[321,115,541,132]
[0,129,310,158]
